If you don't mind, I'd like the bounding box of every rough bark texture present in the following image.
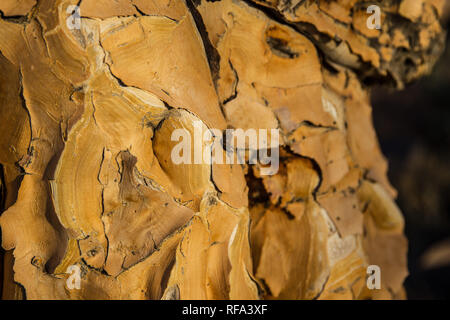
[0,0,446,299]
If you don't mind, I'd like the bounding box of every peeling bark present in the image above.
[0,0,446,300]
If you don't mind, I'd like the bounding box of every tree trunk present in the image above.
[0,0,446,300]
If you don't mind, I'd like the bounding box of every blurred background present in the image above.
[372,16,450,299]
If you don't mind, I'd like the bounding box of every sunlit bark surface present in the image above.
[0,0,446,299]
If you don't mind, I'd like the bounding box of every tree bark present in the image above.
[0,0,446,299]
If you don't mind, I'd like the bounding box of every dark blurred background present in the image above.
[372,18,450,299]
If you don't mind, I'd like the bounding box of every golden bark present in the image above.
[0,0,446,299]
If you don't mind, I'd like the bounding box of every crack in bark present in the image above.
[222,59,239,105]
[185,0,222,86]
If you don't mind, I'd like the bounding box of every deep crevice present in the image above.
[222,59,239,105]
[245,165,271,208]
[185,0,221,86]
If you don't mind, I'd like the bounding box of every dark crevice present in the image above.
[222,60,239,105]
[17,68,33,177]
[131,4,179,22]
[13,280,27,300]
[319,53,340,75]
[240,0,324,44]
[256,277,273,298]
[106,64,128,87]
[0,9,30,24]
[132,4,146,16]
[281,207,296,220]
[98,148,110,271]
[296,119,337,130]
[210,165,223,197]
[185,0,221,86]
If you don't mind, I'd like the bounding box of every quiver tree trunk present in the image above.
[0,0,446,300]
